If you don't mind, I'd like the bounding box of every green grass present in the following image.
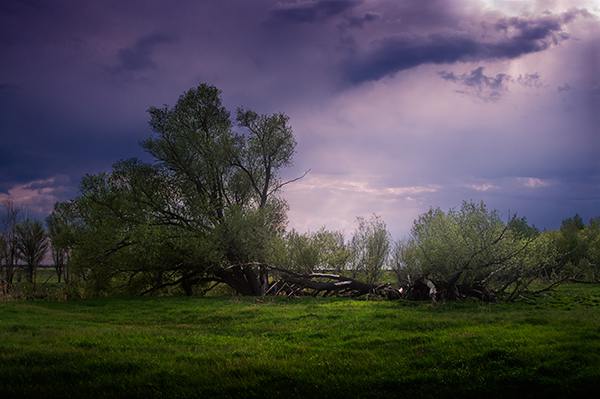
[1,284,600,398]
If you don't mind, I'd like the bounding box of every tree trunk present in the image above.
[181,274,194,296]
[216,264,269,296]
[27,264,34,283]
[55,264,63,283]
[5,262,15,285]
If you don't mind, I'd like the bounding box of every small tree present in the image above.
[282,230,321,274]
[46,202,76,283]
[274,228,350,274]
[15,219,48,285]
[313,228,350,273]
[348,215,390,285]
[1,201,20,285]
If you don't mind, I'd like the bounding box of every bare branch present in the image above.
[268,169,310,196]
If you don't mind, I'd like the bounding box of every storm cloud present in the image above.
[438,67,543,101]
[267,0,359,24]
[345,10,588,83]
[0,0,598,233]
[108,32,176,74]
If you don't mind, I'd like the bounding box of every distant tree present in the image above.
[46,202,76,283]
[15,219,48,285]
[561,214,585,231]
[348,215,390,285]
[508,216,539,238]
[312,229,350,273]
[1,201,21,285]
[390,239,413,286]
[556,214,589,270]
[584,218,600,281]
[282,230,321,274]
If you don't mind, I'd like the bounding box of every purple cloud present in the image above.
[108,32,176,74]
[438,67,543,101]
[0,0,598,234]
[439,67,511,101]
[267,0,359,24]
[345,10,588,84]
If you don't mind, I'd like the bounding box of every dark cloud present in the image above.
[439,67,543,101]
[267,0,358,24]
[345,11,380,28]
[494,8,590,37]
[0,83,19,92]
[0,1,597,231]
[557,83,571,92]
[516,73,542,88]
[0,0,46,14]
[346,11,585,83]
[439,67,510,101]
[0,88,148,188]
[108,32,175,74]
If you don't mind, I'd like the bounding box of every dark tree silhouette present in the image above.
[15,219,48,285]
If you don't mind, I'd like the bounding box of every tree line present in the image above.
[1,83,598,301]
[0,200,69,295]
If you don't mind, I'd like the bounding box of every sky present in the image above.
[1,0,599,237]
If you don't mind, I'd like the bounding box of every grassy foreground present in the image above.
[1,284,599,398]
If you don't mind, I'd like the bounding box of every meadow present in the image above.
[1,283,599,398]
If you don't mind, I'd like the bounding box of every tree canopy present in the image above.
[55,84,298,296]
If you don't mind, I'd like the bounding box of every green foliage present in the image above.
[394,201,552,299]
[312,229,350,272]
[58,83,298,295]
[279,230,321,273]
[32,85,599,299]
[215,203,286,265]
[46,202,77,283]
[348,215,390,284]
[236,108,297,208]
[271,228,350,274]
[554,215,600,281]
[557,214,587,266]
[584,218,600,277]
[507,216,539,238]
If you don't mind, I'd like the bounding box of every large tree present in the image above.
[57,83,301,296]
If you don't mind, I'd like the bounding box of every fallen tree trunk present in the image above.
[265,267,402,299]
[205,263,559,302]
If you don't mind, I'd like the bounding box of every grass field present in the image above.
[1,284,599,398]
